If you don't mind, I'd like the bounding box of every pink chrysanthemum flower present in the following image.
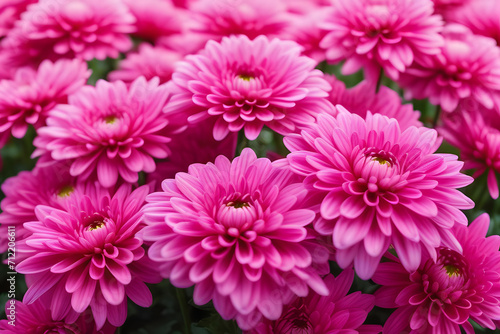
[165,34,334,141]
[0,59,91,145]
[248,268,382,334]
[285,109,474,279]
[122,0,184,42]
[326,77,422,131]
[444,0,500,45]
[0,300,116,334]
[319,0,444,82]
[373,213,500,334]
[32,77,185,188]
[141,148,329,330]
[0,162,76,252]
[0,0,36,37]
[16,183,161,330]
[1,0,135,69]
[398,24,500,112]
[188,0,291,42]
[440,104,500,199]
[147,119,237,190]
[108,43,183,85]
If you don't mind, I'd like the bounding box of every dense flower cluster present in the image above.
[1,0,500,333]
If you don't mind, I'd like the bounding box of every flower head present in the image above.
[0,59,91,144]
[326,76,422,130]
[141,148,329,330]
[248,269,382,334]
[373,213,500,333]
[1,0,135,69]
[0,162,76,252]
[165,34,334,141]
[108,43,183,85]
[0,300,115,334]
[319,0,444,82]
[440,104,500,199]
[285,109,474,279]
[16,183,160,329]
[398,24,500,112]
[33,77,185,188]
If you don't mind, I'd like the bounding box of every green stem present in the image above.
[432,105,441,128]
[176,288,192,334]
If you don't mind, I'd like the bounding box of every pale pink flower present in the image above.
[16,183,161,329]
[0,0,135,69]
[165,34,334,141]
[373,213,500,334]
[108,43,183,85]
[0,0,36,37]
[320,0,444,82]
[122,0,184,42]
[141,148,330,330]
[440,104,500,199]
[444,0,500,45]
[0,300,116,334]
[398,24,500,112]
[0,162,76,252]
[326,76,422,130]
[188,0,291,42]
[285,109,474,279]
[248,269,382,334]
[0,59,91,145]
[147,119,237,190]
[32,77,185,188]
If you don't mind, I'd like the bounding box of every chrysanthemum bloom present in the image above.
[122,0,184,42]
[0,0,36,37]
[0,0,135,69]
[187,0,291,42]
[0,59,91,145]
[0,300,116,334]
[0,162,76,252]
[440,104,500,199]
[373,213,500,334]
[147,119,237,190]
[108,44,183,85]
[444,0,500,45]
[32,77,185,188]
[326,76,422,131]
[141,148,330,330]
[398,24,500,112]
[16,183,161,329]
[319,0,444,83]
[248,268,382,334]
[285,109,474,279]
[165,34,334,141]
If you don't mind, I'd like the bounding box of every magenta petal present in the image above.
[100,275,125,305]
[125,279,152,307]
[71,278,96,313]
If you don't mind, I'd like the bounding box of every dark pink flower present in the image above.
[373,213,500,334]
[320,0,444,82]
[440,104,500,199]
[33,77,185,188]
[247,268,382,334]
[141,148,330,330]
[0,162,76,252]
[16,183,161,329]
[108,43,183,85]
[0,59,91,145]
[0,300,115,334]
[165,34,334,141]
[0,0,36,37]
[398,24,500,112]
[285,109,474,279]
[188,0,291,42]
[0,0,135,69]
[122,0,184,42]
[326,76,422,130]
